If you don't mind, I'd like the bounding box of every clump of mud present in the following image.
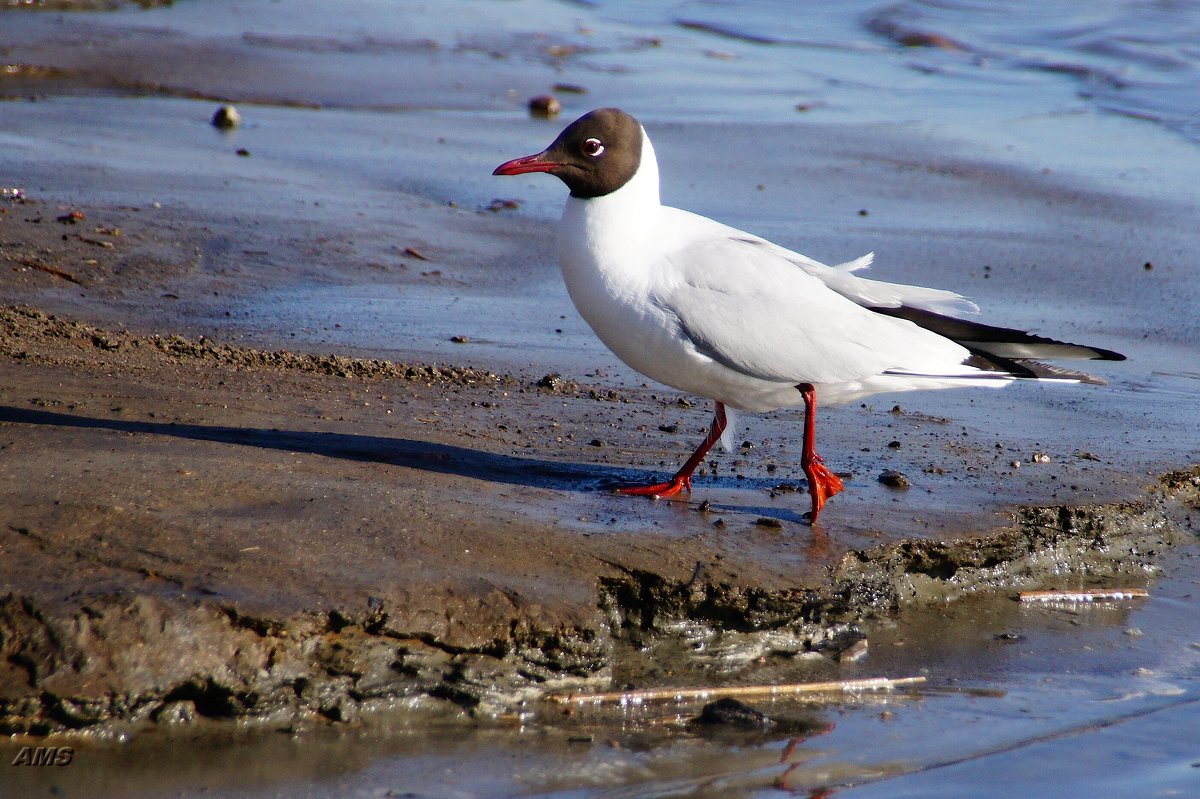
[2,468,1194,736]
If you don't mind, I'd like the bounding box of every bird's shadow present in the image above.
[0,406,818,526]
[0,404,625,492]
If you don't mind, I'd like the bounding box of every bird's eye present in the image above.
[582,137,604,157]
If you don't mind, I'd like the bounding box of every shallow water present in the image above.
[4,1,1200,797]
[8,543,1199,798]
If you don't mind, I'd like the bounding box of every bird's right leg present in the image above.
[797,383,844,522]
[618,402,727,499]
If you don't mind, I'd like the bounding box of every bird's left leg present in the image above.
[797,383,844,522]
[618,402,727,499]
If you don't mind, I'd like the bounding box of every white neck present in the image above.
[558,129,661,275]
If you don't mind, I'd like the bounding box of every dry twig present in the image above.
[1019,588,1149,603]
[17,258,83,285]
[548,676,927,705]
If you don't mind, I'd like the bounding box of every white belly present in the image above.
[558,230,800,412]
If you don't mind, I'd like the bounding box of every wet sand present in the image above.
[1,4,1198,793]
[3,132,1197,738]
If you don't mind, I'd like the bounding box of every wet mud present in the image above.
[3,2,1199,763]
[2,291,1195,736]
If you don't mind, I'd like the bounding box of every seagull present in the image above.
[493,108,1124,523]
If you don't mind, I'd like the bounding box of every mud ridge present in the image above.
[2,469,1194,736]
[0,306,511,387]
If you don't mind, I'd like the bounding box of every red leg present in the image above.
[618,402,727,499]
[798,383,843,522]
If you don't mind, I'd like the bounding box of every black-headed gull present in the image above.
[494,108,1124,523]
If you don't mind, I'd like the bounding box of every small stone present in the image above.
[695,698,773,728]
[1032,452,1052,463]
[449,335,470,344]
[887,440,901,449]
[588,439,604,447]
[211,104,241,129]
[754,517,782,528]
[528,95,561,118]
[155,700,198,725]
[878,470,909,489]
[536,373,563,390]
[838,638,869,662]
[236,148,251,157]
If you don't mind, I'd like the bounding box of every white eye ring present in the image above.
[582,137,604,157]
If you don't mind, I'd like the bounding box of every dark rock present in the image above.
[695,698,773,728]
[528,95,561,118]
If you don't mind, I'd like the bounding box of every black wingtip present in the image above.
[873,305,1127,364]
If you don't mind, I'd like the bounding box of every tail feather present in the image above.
[963,353,1111,385]
[873,305,1125,384]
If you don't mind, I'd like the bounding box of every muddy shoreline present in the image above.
[3,3,1199,740]
[3,251,1196,735]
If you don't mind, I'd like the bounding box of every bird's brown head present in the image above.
[493,108,643,199]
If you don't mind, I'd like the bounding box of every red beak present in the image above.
[493,153,560,176]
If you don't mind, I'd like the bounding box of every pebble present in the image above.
[211,104,241,129]
[695,698,773,728]
[878,470,910,489]
[528,95,561,118]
